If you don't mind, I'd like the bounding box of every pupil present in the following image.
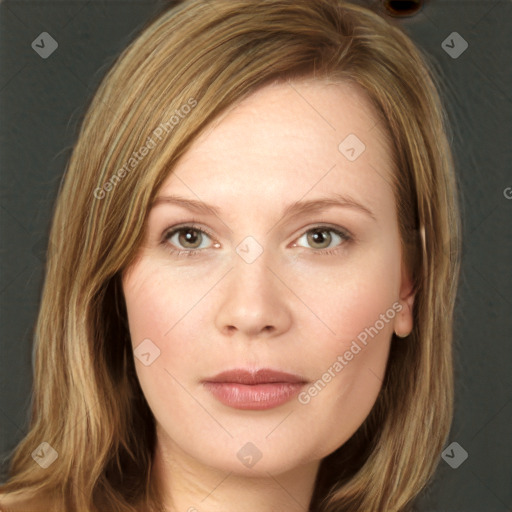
[310,229,330,248]
[181,229,200,247]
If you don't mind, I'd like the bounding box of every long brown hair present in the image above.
[0,1,461,510]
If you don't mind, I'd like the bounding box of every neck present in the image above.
[151,433,320,512]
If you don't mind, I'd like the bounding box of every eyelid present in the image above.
[160,222,353,256]
[291,223,353,243]
[161,222,218,251]
[162,222,216,241]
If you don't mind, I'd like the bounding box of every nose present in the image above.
[214,249,292,340]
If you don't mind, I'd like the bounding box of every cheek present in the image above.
[288,252,398,454]
[122,261,221,398]
[122,262,213,346]
[292,245,400,348]
[122,264,203,415]
[297,265,396,393]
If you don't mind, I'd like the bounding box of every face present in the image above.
[121,78,415,477]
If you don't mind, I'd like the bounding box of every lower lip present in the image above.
[203,382,305,410]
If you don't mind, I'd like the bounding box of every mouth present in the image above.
[202,368,308,410]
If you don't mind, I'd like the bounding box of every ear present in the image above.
[394,263,416,338]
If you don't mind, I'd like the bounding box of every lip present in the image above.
[202,368,308,410]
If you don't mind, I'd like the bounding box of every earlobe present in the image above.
[394,295,414,338]
[394,267,416,339]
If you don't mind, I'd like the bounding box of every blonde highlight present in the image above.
[0,1,461,511]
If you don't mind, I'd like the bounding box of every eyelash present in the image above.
[160,222,353,258]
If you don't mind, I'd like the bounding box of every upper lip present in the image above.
[203,368,308,385]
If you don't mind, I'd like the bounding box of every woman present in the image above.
[0,0,461,510]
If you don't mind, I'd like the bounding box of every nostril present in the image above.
[382,0,423,17]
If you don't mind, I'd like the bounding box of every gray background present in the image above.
[0,1,511,510]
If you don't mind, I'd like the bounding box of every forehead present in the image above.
[155,79,396,223]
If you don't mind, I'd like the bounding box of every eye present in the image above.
[161,223,217,256]
[160,223,352,258]
[295,225,352,254]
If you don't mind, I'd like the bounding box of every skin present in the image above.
[121,78,415,512]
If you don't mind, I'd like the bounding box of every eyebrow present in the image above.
[151,193,376,222]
